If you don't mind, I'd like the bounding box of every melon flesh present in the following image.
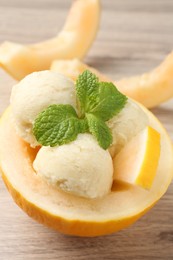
[0,0,100,80]
[0,106,173,237]
[113,126,161,190]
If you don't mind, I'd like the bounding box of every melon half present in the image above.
[0,106,173,237]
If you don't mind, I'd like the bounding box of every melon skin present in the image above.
[0,173,154,237]
[0,106,173,237]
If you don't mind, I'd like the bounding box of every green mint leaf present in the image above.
[33,104,84,147]
[86,113,113,150]
[87,82,127,121]
[76,71,127,122]
[76,70,99,117]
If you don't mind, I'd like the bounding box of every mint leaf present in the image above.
[76,71,127,122]
[86,113,113,150]
[76,70,99,117]
[33,104,84,147]
[89,82,127,121]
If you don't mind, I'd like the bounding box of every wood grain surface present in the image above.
[0,0,173,259]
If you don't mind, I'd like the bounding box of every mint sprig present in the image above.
[33,70,127,149]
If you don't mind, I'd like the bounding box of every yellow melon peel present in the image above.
[0,0,100,80]
[0,105,173,237]
[51,53,173,108]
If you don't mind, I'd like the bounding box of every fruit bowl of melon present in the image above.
[0,0,172,237]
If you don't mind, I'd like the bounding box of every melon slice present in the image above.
[51,52,173,108]
[113,126,161,190]
[0,105,172,237]
[50,59,109,82]
[0,0,100,80]
[51,58,109,82]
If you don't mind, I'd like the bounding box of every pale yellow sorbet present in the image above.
[10,70,76,147]
[33,134,113,199]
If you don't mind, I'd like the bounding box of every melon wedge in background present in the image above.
[51,58,109,82]
[51,52,173,108]
[113,126,161,190]
[0,104,172,237]
[0,0,100,80]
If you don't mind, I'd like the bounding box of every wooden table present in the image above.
[0,0,173,259]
